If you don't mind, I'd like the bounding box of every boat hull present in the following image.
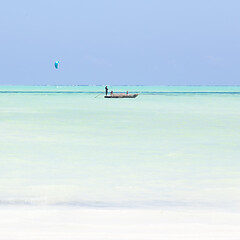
[104,94,138,98]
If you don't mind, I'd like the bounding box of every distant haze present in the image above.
[0,0,240,85]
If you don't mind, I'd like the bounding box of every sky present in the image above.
[0,0,240,85]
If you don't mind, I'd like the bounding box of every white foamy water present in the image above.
[1,206,240,240]
[0,86,240,210]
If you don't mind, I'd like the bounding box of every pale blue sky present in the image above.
[0,0,239,85]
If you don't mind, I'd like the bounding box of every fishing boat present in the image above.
[104,93,138,98]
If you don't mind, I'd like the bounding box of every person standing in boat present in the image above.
[105,85,108,96]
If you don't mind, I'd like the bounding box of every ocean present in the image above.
[0,86,240,210]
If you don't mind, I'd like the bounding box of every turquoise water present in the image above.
[1,85,240,93]
[0,86,240,209]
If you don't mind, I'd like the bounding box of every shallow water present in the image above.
[0,86,240,209]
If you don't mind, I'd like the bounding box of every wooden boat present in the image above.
[104,93,138,98]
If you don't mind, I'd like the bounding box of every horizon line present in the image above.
[0,84,240,87]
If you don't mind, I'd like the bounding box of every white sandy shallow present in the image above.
[0,206,240,240]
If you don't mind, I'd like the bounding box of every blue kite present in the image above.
[54,61,59,69]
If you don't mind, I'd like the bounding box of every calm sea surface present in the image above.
[0,86,240,209]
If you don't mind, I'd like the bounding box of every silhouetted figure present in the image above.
[105,85,108,96]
